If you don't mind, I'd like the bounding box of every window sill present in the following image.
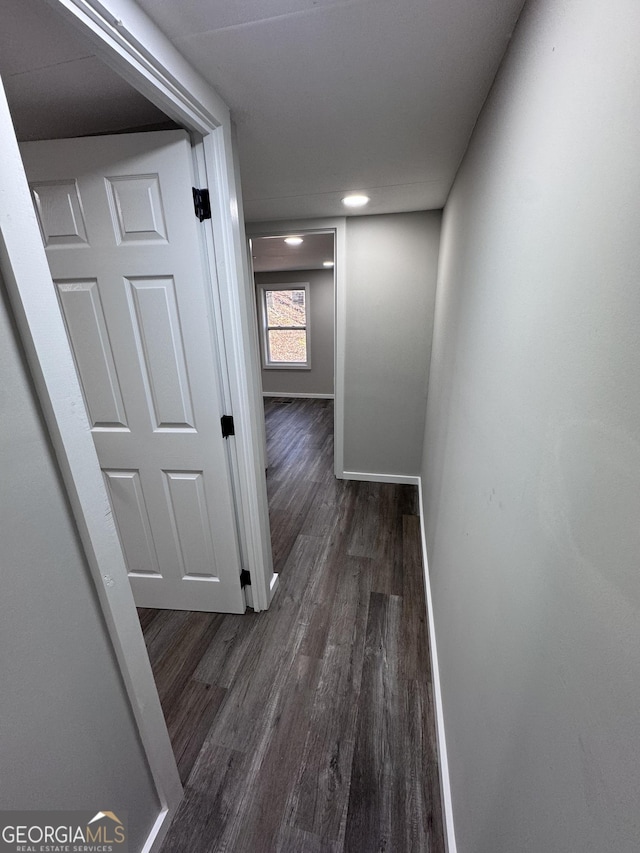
[263,363,311,371]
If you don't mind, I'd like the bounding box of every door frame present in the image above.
[246,218,347,477]
[49,0,276,611]
[3,0,275,849]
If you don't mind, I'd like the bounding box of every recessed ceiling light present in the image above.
[284,236,303,245]
[342,194,370,208]
[323,261,334,268]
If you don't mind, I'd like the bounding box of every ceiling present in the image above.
[0,0,176,140]
[0,0,526,222]
[251,232,335,272]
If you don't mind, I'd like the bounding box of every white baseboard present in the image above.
[418,479,458,853]
[269,571,280,602]
[262,391,335,399]
[144,808,173,853]
[341,470,420,486]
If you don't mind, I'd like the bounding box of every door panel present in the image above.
[106,174,168,244]
[126,275,195,429]
[21,130,245,613]
[163,470,217,578]
[103,469,161,577]
[55,278,129,429]
[31,179,89,246]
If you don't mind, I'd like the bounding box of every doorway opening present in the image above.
[251,231,335,400]
[248,228,338,572]
[246,219,347,484]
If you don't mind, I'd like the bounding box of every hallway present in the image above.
[142,398,444,852]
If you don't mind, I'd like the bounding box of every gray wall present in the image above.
[257,268,334,396]
[422,1,640,851]
[344,211,440,476]
[0,275,159,848]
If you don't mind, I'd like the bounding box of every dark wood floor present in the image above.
[141,397,444,852]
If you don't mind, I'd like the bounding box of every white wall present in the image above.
[0,272,159,848]
[256,268,334,396]
[422,1,640,851]
[344,211,441,477]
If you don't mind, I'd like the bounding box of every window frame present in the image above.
[257,282,311,370]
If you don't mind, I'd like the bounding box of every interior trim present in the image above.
[341,471,421,486]
[418,478,458,853]
[263,391,335,399]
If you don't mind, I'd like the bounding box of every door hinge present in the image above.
[240,569,251,588]
[221,414,235,439]
[192,187,211,221]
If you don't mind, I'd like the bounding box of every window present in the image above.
[258,283,310,369]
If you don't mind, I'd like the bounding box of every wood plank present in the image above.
[141,608,192,668]
[346,482,381,559]
[159,744,249,851]
[370,488,404,597]
[300,477,350,539]
[296,521,360,661]
[193,611,260,689]
[203,535,325,754]
[269,501,318,575]
[402,678,445,852]
[137,606,160,632]
[218,654,321,852]
[275,824,341,853]
[151,611,224,707]
[344,588,445,852]
[343,591,404,852]
[163,680,227,784]
[287,557,372,845]
[400,513,432,681]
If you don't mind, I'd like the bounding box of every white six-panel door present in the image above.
[20,130,246,613]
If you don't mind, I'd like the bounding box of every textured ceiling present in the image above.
[0,0,526,222]
[135,0,526,220]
